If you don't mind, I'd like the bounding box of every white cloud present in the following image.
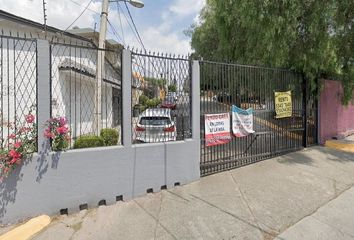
[169,0,205,17]
[0,0,100,30]
[124,26,191,54]
[0,0,205,54]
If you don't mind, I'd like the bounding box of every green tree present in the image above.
[168,84,177,92]
[190,0,354,104]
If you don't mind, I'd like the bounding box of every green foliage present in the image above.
[190,0,354,104]
[146,98,161,108]
[139,95,149,105]
[74,135,104,149]
[100,128,119,146]
[145,77,167,87]
[168,84,177,92]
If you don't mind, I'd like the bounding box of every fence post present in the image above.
[37,39,51,152]
[191,60,200,141]
[302,76,308,148]
[122,49,132,146]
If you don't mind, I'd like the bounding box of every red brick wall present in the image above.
[319,79,354,144]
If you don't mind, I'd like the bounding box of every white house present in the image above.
[0,10,122,144]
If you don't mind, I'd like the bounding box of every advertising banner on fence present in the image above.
[275,90,292,118]
[232,105,255,137]
[205,113,231,147]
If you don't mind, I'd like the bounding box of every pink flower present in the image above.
[14,141,22,148]
[8,134,16,139]
[9,149,21,159]
[58,117,67,127]
[44,130,55,139]
[19,127,31,133]
[25,114,35,123]
[56,126,69,134]
[9,158,19,165]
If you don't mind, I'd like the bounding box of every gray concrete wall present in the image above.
[0,140,200,224]
[0,47,201,225]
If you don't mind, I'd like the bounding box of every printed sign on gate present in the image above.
[275,90,292,118]
[232,105,255,137]
[205,113,231,147]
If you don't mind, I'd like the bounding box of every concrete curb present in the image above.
[325,140,354,153]
[0,215,50,240]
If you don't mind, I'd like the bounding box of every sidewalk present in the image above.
[5,146,354,240]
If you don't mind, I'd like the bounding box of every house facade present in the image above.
[0,10,122,143]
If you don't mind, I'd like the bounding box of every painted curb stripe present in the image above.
[325,140,354,153]
[0,215,50,240]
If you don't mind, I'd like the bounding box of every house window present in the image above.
[112,87,122,126]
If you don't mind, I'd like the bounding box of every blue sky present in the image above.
[0,0,205,54]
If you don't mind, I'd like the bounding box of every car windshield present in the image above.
[164,97,175,102]
[139,117,171,126]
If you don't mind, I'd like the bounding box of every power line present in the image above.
[64,0,93,32]
[116,1,125,45]
[124,1,145,49]
[115,2,144,49]
[66,0,99,14]
[107,19,124,44]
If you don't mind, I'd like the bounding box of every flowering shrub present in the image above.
[44,117,70,151]
[0,111,37,179]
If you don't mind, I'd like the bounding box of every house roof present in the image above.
[67,28,96,35]
[0,9,93,43]
[58,58,121,88]
[0,10,123,48]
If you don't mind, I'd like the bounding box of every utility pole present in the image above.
[94,0,144,135]
[94,0,109,135]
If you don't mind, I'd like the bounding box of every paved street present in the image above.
[27,146,354,240]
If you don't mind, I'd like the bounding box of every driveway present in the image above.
[30,146,354,240]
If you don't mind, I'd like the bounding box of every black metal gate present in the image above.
[200,61,317,176]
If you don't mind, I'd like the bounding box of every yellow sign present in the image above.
[274,91,292,118]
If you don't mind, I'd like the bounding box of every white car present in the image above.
[135,108,176,143]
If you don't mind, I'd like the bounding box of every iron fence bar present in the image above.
[302,75,308,148]
[0,35,3,144]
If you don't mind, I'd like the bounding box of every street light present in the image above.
[94,0,144,134]
[109,0,144,8]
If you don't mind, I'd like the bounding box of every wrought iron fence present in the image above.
[200,60,309,176]
[0,35,37,149]
[50,42,122,146]
[131,50,192,143]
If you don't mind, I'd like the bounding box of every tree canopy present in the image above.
[189,0,354,103]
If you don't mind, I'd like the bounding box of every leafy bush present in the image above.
[146,98,161,108]
[73,135,104,149]
[139,95,149,105]
[168,84,177,92]
[145,77,167,87]
[100,128,119,146]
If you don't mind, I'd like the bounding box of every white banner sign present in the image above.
[232,105,255,137]
[204,113,231,147]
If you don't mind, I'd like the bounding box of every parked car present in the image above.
[217,91,232,103]
[161,96,177,110]
[166,92,178,101]
[135,108,176,143]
